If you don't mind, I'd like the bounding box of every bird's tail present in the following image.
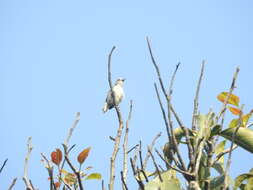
[102,102,108,113]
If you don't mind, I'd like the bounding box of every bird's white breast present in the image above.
[112,84,124,104]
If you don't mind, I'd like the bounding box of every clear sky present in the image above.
[1,0,253,189]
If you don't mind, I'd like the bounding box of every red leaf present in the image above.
[77,147,91,164]
[55,182,60,189]
[51,149,62,166]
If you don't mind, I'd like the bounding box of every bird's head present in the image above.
[115,78,125,86]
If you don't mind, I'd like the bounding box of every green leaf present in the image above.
[211,175,233,190]
[196,112,214,140]
[135,171,155,181]
[85,173,102,180]
[212,162,225,175]
[220,127,253,153]
[210,124,222,137]
[144,170,181,190]
[234,174,253,190]
[245,168,253,190]
[210,175,225,189]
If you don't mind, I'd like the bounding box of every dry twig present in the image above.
[23,137,34,190]
[8,178,17,190]
[148,147,163,182]
[64,112,81,147]
[0,158,8,174]
[122,100,133,189]
[192,61,205,130]
[143,132,162,170]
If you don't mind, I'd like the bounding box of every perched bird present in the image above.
[102,78,125,113]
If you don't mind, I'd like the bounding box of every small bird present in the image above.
[102,78,125,113]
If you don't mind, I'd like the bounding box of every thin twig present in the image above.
[64,112,81,147]
[155,149,193,177]
[122,100,133,190]
[107,46,125,190]
[132,145,140,168]
[23,137,34,190]
[121,171,129,190]
[0,158,8,174]
[138,141,145,175]
[63,145,84,190]
[212,145,238,165]
[127,144,139,154]
[147,38,187,170]
[148,147,163,182]
[130,158,145,190]
[170,105,195,170]
[8,178,17,190]
[167,63,187,171]
[223,106,244,190]
[143,132,162,170]
[146,37,167,98]
[101,180,105,190]
[218,67,240,126]
[140,169,149,182]
[192,61,205,130]
[154,83,171,141]
[41,153,57,190]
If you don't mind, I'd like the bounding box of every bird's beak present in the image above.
[122,78,126,81]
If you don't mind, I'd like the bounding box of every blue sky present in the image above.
[1,0,253,189]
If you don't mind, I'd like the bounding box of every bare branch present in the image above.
[218,67,240,126]
[192,61,205,130]
[63,145,84,190]
[107,46,125,190]
[0,158,8,174]
[138,141,145,176]
[121,171,129,190]
[130,158,145,190]
[41,153,57,190]
[132,145,140,168]
[122,100,133,189]
[64,112,80,147]
[170,105,194,170]
[167,63,187,171]
[146,37,167,97]
[8,178,17,190]
[101,180,106,190]
[148,147,163,182]
[155,149,193,178]
[212,145,238,165]
[143,132,162,170]
[154,83,171,141]
[223,105,244,190]
[23,137,34,190]
[127,144,139,154]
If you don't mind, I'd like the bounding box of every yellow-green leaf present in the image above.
[229,113,253,128]
[214,140,226,164]
[85,173,102,180]
[145,170,181,190]
[234,174,253,190]
[77,147,91,164]
[63,172,77,186]
[217,92,239,106]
